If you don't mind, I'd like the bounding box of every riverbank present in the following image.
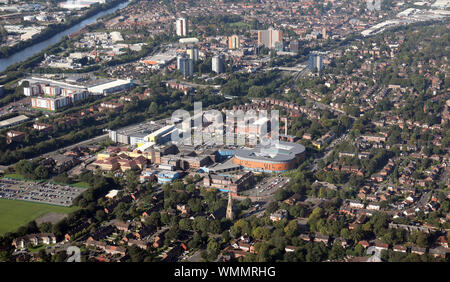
[0,0,132,79]
[0,0,128,60]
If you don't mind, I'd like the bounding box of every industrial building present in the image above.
[179,38,199,45]
[141,50,177,68]
[0,115,30,129]
[108,121,175,146]
[146,125,176,143]
[87,79,133,95]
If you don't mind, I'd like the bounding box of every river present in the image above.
[0,1,130,73]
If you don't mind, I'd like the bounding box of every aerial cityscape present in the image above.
[0,0,449,266]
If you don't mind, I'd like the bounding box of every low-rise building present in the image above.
[203,172,254,193]
[6,130,25,144]
[12,233,57,249]
[157,170,180,184]
[270,209,288,222]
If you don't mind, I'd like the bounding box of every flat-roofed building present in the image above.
[87,79,133,95]
[0,115,29,129]
[233,141,306,172]
[157,170,180,184]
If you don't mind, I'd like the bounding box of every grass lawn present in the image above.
[27,244,48,253]
[229,21,250,28]
[3,174,44,183]
[0,198,79,235]
[4,173,26,180]
[71,182,90,189]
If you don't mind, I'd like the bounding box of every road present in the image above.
[239,176,291,218]
[1,133,109,170]
[310,128,352,172]
[0,97,31,117]
[42,133,109,159]
[417,190,431,207]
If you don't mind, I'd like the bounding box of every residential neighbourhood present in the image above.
[0,0,448,265]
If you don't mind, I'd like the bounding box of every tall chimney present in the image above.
[284,117,288,136]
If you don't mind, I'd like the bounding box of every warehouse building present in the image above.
[0,115,30,129]
[87,79,133,95]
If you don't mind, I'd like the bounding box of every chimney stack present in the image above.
[284,117,288,136]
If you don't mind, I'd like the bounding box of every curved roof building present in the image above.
[233,141,306,172]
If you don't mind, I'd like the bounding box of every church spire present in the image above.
[226,191,234,220]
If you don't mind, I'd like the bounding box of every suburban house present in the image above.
[12,233,57,249]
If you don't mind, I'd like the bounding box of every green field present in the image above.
[0,199,78,235]
[71,182,90,188]
[229,21,250,28]
[4,174,26,180]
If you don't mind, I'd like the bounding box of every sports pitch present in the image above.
[0,198,78,235]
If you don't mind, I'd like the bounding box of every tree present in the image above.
[125,170,139,192]
[39,222,53,233]
[113,202,130,221]
[179,218,192,231]
[51,251,68,262]
[128,245,148,262]
[284,220,299,237]
[231,219,251,238]
[95,210,106,221]
[329,243,346,260]
[161,212,171,225]
[252,226,266,240]
[148,102,158,115]
[274,189,290,201]
[53,172,72,184]
[145,212,161,228]
[186,184,196,193]
[34,165,49,179]
[185,176,194,184]
[221,230,231,243]
[193,217,209,233]
[206,238,220,261]
[266,201,279,214]
[166,225,180,241]
[14,159,35,178]
[208,220,222,234]
[238,198,252,210]
[188,198,202,213]
[38,249,51,262]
